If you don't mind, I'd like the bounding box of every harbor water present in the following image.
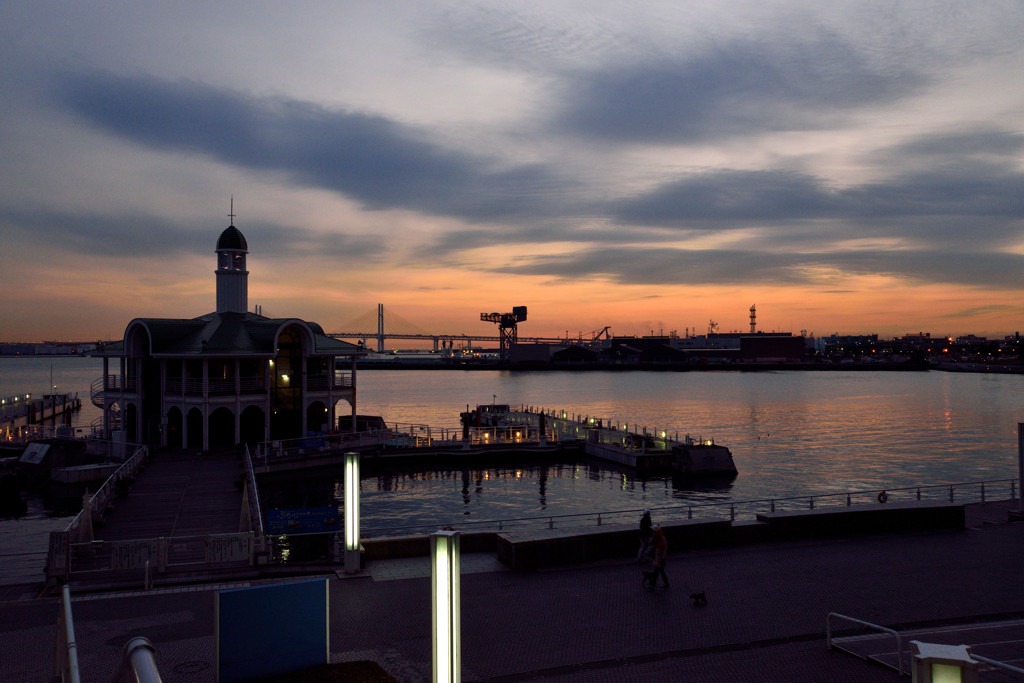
[3,356,1024,581]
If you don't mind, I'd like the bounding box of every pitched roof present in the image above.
[95,311,363,358]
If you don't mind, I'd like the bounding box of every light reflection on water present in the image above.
[359,370,1024,489]
[5,361,1024,548]
[259,369,1024,534]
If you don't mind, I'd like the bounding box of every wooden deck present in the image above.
[93,449,244,542]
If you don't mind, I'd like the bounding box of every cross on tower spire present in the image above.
[228,196,236,225]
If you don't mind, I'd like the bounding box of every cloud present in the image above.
[610,170,839,225]
[54,71,573,222]
[0,207,387,262]
[608,131,1024,249]
[489,245,1024,289]
[939,305,1021,320]
[552,35,923,144]
[1,208,209,257]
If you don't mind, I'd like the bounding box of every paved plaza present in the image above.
[1,500,1022,682]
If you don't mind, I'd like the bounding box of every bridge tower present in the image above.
[480,306,527,363]
[749,304,757,334]
[377,303,384,353]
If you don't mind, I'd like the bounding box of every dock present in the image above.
[51,448,252,587]
[1,392,82,440]
[251,404,737,477]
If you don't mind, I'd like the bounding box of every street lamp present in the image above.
[344,451,360,574]
[432,529,461,683]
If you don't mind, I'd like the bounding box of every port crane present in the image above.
[481,306,527,362]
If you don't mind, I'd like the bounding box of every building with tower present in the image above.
[95,218,364,450]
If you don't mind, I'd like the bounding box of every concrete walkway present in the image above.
[2,500,1023,682]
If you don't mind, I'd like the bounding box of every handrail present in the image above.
[340,477,1017,538]
[55,584,81,683]
[63,444,148,538]
[827,612,904,676]
[243,445,265,538]
[109,636,161,683]
[970,653,1024,675]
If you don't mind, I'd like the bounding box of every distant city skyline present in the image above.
[2,2,1023,342]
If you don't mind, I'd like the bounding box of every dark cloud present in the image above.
[1,208,209,257]
[553,37,921,143]
[0,208,386,262]
[882,129,1024,160]
[491,247,810,286]
[489,246,1024,289]
[609,151,1024,248]
[54,71,572,222]
[610,170,839,225]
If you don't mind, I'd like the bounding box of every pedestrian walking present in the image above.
[637,509,653,560]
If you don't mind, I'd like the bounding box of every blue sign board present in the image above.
[266,507,339,535]
[216,578,328,682]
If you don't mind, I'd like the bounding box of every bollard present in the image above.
[770,500,775,513]
[548,517,554,530]
[597,514,602,527]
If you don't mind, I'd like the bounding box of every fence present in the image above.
[63,531,256,582]
[259,478,1019,564]
[62,445,149,543]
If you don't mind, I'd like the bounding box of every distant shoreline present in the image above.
[354,360,958,372]
[4,354,1019,375]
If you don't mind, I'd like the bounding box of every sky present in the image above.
[2,1,1024,343]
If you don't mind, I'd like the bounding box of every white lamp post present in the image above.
[432,529,461,683]
[344,451,360,574]
[910,641,978,683]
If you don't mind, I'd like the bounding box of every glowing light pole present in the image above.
[344,451,360,574]
[432,529,461,683]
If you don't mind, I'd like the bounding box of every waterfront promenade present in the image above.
[1,500,1021,681]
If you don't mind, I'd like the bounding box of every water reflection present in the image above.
[260,459,739,537]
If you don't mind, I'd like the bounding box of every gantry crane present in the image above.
[481,306,527,362]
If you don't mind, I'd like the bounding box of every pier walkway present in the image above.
[3,500,1023,681]
[89,449,243,541]
[63,449,247,578]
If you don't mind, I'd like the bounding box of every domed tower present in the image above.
[215,220,248,314]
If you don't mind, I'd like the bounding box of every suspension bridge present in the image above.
[328,304,583,353]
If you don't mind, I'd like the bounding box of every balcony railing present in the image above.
[104,375,137,393]
[164,376,266,396]
[103,370,351,396]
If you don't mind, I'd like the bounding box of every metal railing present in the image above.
[103,375,137,392]
[827,612,905,676]
[242,445,266,552]
[255,421,562,464]
[65,531,255,576]
[63,444,149,542]
[90,377,104,408]
[55,584,81,683]
[2,423,102,443]
[970,653,1024,675]
[256,479,1019,561]
[345,478,1018,538]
